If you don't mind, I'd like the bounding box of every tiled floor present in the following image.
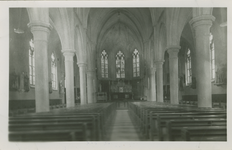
[108,109,141,141]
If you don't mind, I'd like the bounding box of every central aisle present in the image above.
[108,109,141,141]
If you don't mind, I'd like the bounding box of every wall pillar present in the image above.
[87,70,94,103]
[190,15,215,107]
[155,61,164,102]
[150,67,157,101]
[28,22,52,112]
[78,63,87,104]
[92,78,96,103]
[167,46,180,104]
[62,51,75,108]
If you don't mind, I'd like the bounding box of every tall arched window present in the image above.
[29,39,35,86]
[210,32,216,80]
[116,51,125,78]
[51,53,57,90]
[101,50,108,78]
[133,49,140,77]
[185,48,192,85]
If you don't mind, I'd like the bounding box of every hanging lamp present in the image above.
[14,8,24,34]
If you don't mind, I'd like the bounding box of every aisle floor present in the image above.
[108,109,141,141]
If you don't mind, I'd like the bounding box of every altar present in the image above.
[110,80,132,100]
[111,92,132,100]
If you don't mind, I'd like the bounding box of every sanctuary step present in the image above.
[107,109,141,141]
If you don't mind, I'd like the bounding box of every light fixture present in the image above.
[14,8,24,34]
[220,21,227,27]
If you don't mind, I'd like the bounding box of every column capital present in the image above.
[166,45,181,51]
[166,46,180,59]
[28,22,53,32]
[155,60,164,69]
[150,67,156,75]
[62,49,76,54]
[86,69,96,73]
[63,51,75,57]
[78,63,87,67]
[155,60,164,65]
[167,46,181,58]
[189,15,215,29]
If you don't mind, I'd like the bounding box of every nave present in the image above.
[9,100,226,142]
[107,109,141,141]
[8,7,227,143]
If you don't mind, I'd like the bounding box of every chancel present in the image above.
[9,7,227,141]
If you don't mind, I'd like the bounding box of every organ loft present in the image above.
[8,7,227,142]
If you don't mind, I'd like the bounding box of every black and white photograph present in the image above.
[0,1,231,150]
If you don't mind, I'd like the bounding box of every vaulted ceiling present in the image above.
[87,8,153,53]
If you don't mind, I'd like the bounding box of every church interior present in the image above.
[8,7,227,141]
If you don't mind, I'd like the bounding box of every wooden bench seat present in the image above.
[128,102,226,140]
[143,111,225,139]
[150,114,226,141]
[9,117,96,141]
[9,128,87,141]
[128,102,226,141]
[165,119,226,141]
[9,103,117,141]
[180,126,226,141]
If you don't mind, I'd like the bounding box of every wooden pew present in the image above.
[128,102,192,139]
[9,102,117,141]
[9,115,97,141]
[150,113,226,141]
[127,102,226,141]
[131,103,225,137]
[165,119,226,141]
[14,113,103,140]
[131,103,225,140]
[141,108,190,136]
[9,123,88,141]
[181,126,226,141]
[26,102,116,139]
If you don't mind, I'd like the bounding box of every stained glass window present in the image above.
[185,48,192,85]
[51,53,57,90]
[101,50,108,78]
[210,32,216,80]
[29,39,35,86]
[133,49,140,77]
[116,51,125,78]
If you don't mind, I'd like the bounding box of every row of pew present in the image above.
[9,103,70,117]
[9,102,117,141]
[128,101,226,141]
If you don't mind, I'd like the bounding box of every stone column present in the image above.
[78,63,87,105]
[167,46,180,104]
[28,22,52,112]
[155,61,164,102]
[87,70,94,103]
[150,67,157,101]
[92,77,96,103]
[62,51,75,108]
[190,15,215,107]
[92,70,97,103]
